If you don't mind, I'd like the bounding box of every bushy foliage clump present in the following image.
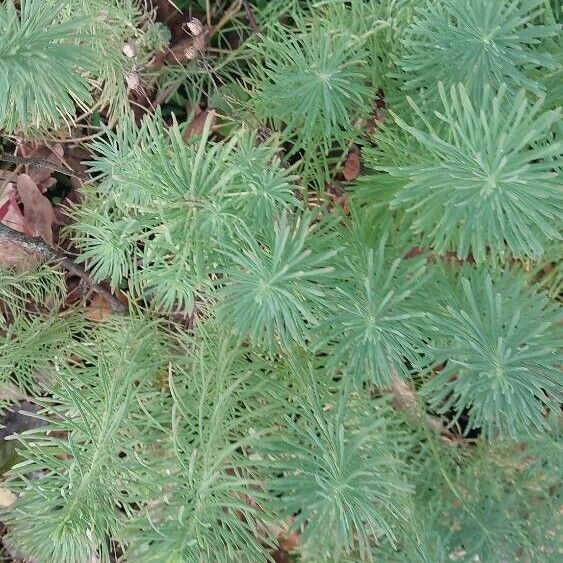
[0,1,561,562]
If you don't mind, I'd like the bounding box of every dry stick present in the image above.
[0,153,89,181]
[4,131,105,145]
[242,0,259,33]
[0,223,127,315]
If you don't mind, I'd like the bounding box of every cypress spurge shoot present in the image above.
[0,1,560,562]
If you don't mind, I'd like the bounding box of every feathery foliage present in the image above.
[0,0,95,134]
[0,0,561,561]
[219,214,338,348]
[71,115,301,313]
[123,330,278,562]
[3,317,172,563]
[365,83,562,261]
[263,373,412,561]
[0,264,64,324]
[400,0,561,100]
[425,267,562,439]
[0,0,166,134]
[320,234,432,387]
[249,17,374,184]
[72,0,169,124]
[408,425,563,562]
[0,313,78,404]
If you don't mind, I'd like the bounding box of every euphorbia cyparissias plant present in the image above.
[0,1,561,562]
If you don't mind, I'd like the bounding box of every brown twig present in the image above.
[0,223,127,315]
[0,153,89,181]
[242,0,259,33]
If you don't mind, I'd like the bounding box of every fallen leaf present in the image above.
[278,530,299,552]
[19,143,64,191]
[17,173,56,244]
[272,548,290,563]
[182,109,217,141]
[84,293,114,322]
[0,183,35,269]
[343,148,360,181]
[267,518,299,553]
[405,246,425,259]
[271,521,299,563]
[0,183,24,230]
[326,181,349,214]
[84,290,128,322]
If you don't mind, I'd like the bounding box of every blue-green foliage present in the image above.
[425,268,562,439]
[0,0,95,133]
[320,235,432,386]
[0,0,561,562]
[0,0,165,134]
[248,7,378,185]
[400,0,561,100]
[71,115,302,313]
[4,318,171,562]
[263,374,412,560]
[363,84,562,261]
[219,214,338,348]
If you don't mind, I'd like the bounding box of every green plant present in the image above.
[400,0,561,100]
[71,115,302,313]
[320,233,432,386]
[0,0,166,135]
[362,83,562,261]
[4,317,171,562]
[425,267,562,439]
[219,213,338,348]
[263,375,412,560]
[248,10,377,185]
[0,1,561,562]
[122,330,279,562]
[0,0,96,134]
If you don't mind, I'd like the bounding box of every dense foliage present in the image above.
[0,1,561,562]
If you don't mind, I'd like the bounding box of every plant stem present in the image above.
[242,0,259,33]
[388,369,457,444]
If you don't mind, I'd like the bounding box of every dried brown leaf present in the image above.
[183,109,217,141]
[0,183,35,269]
[0,183,24,231]
[18,143,64,190]
[343,149,360,181]
[17,173,56,245]
[84,290,128,322]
